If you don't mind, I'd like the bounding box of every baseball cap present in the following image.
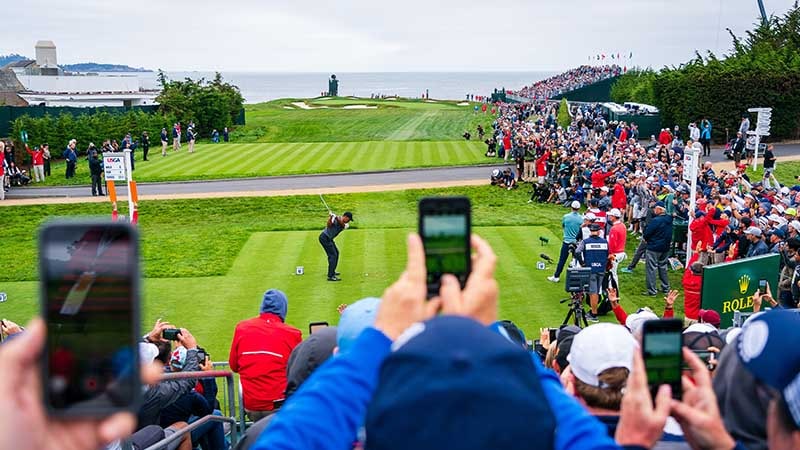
[698,309,722,328]
[744,227,762,237]
[772,228,787,239]
[337,297,380,354]
[791,220,800,233]
[588,223,601,232]
[366,316,557,450]
[767,214,782,223]
[567,324,638,387]
[343,211,354,221]
[571,200,581,209]
[654,201,666,210]
[625,308,659,336]
[737,310,800,428]
[584,212,596,221]
[600,186,609,192]
[170,346,188,370]
[608,208,622,218]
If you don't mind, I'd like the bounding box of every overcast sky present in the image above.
[2,0,797,72]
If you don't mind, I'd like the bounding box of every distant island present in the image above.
[0,53,151,72]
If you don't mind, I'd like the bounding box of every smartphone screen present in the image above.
[758,279,767,291]
[418,197,471,296]
[642,319,683,400]
[39,222,140,415]
[309,321,329,335]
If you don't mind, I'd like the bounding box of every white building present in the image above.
[4,41,159,107]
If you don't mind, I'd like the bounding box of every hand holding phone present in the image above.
[418,196,472,297]
[642,319,683,400]
[39,221,141,416]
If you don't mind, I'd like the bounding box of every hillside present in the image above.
[0,53,150,72]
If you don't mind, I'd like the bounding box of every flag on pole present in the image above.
[611,54,615,59]
[624,66,627,73]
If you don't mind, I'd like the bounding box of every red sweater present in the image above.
[611,183,627,209]
[591,171,614,188]
[689,216,714,250]
[229,313,302,410]
[612,304,674,325]
[608,221,628,254]
[26,145,44,165]
[535,151,550,177]
[682,254,703,320]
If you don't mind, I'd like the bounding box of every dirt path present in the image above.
[0,179,489,206]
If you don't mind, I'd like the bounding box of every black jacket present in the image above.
[643,214,673,252]
[89,157,103,176]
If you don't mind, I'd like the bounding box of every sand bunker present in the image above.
[342,105,378,109]
[425,100,437,103]
[457,102,470,106]
[283,106,294,109]
[291,102,328,110]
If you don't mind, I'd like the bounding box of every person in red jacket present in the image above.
[689,209,714,251]
[25,144,45,182]
[611,177,627,210]
[229,289,302,421]
[682,252,704,322]
[658,128,672,145]
[590,166,615,189]
[618,127,628,143]
[535,150,549,184]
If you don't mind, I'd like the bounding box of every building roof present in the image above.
[0,91,28,106]
[0,69,25,92]
[2,59,35,69]
[35,40,56,49]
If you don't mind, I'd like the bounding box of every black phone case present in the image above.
[418,196,472,297]
[39,220,142,417]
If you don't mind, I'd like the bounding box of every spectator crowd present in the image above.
[513,65,623,100]
[2,231,798,450]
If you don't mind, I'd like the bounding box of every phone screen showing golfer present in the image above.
[39,221,141,416]
[642,319,683,401]
[418,196,471,297]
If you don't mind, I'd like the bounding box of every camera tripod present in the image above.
[560,290,589,328]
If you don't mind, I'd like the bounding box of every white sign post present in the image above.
[123,149,135,223]
[684,147,700,265]
[103,152,127,181]
[748,107,772,170]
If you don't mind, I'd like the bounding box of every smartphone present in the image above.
[309,321,329,335]
[642,319,683,400]
[683,350,716,370]
[418,196,472,297]
[548,328,558,343]
[758,279,767,292]
[162,328,182,341]
[39,221,141,416]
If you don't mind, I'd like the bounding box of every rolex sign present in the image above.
[700,254,780,327]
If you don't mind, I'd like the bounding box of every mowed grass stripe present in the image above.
[199,143,265,174]
[325,142,360,172]
[309,142,348,172]
[173,145,253,176]
[387,141,403,169]
[364,142,385,170]
[248,143,299,173]
[287,143,324,173]
[268,143,312,172]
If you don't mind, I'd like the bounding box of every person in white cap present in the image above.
[565,324,638,436]
[607,208,627,289]
[744,227,769,257]
[548,201,583,283]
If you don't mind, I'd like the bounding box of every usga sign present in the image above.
[103,152,127,181]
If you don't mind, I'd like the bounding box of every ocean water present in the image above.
[136,71,555,104]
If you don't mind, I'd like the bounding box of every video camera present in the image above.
[565,267,590,293]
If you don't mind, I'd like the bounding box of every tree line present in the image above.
[611,3,800,142]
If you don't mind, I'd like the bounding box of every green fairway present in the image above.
[36,140,489,185]
[238,97,491,143]
[0,186,684,360]
[26,97,496,186]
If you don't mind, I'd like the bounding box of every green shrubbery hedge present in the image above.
[611,5,800,142]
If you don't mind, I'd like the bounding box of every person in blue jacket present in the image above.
[250,234,672,450]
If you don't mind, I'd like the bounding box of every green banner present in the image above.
[701,254,780,327]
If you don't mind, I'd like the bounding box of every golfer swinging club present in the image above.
[318,196,353,281]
